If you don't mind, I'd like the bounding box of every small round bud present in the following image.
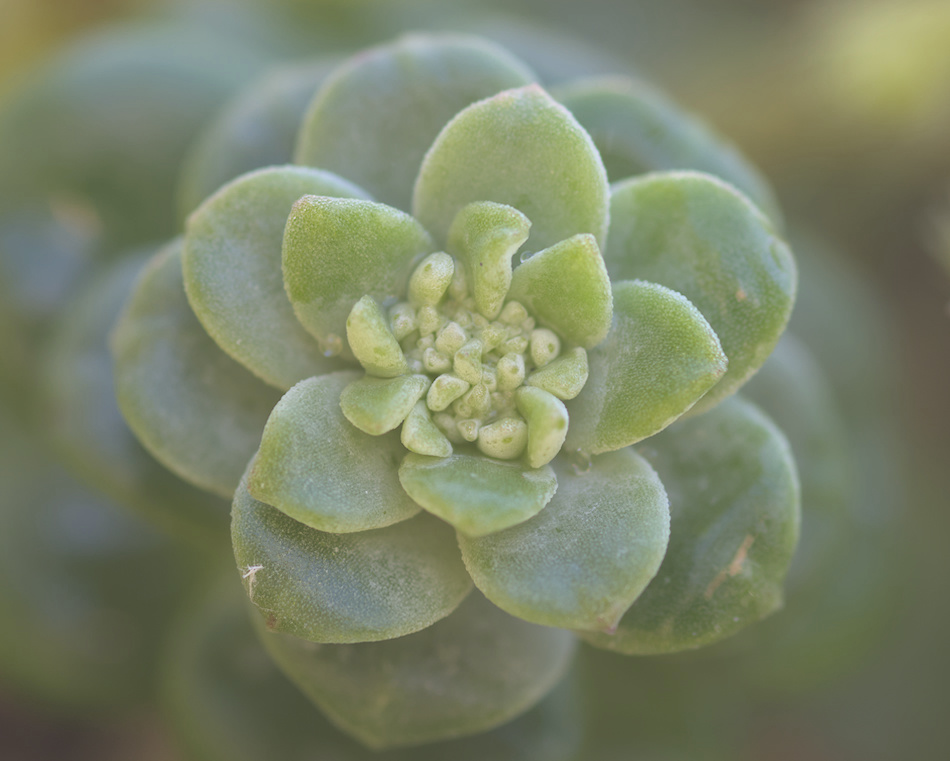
[496,352,525,391]
[408,252,455,306]
[477,417,528,460]
[529,328,561,368]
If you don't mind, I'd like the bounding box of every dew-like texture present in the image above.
[605,171,796,413]
[182,166,365,390]
[249,372,421,533]
[581,397,800,654]
[507,233,612,349]
[295,34,535,213]
[554,77,783,226]
[111,240,282,498]
[254,591,576,749]
[566,279,727,454]
[282,196,433,354]
[459,448,669,631]
[178,58,338,218]
[233,469,472,645]
[414,85,610,252]
[399,453,557,537]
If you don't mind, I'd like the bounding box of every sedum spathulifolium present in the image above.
[112,34,800,748]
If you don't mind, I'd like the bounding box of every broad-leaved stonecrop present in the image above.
[112,34,800,748]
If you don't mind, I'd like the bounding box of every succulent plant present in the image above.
[111,34,801,747]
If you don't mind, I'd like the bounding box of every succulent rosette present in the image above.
[112,35,800,747]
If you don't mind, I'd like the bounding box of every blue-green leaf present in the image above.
[581,397,800,654]
[233,466,471,645]
[182,166,367,390]
[254,591,576,749]
[111,240,282,498]
[605,171,796,412]
[414,85,610,251]
[248,372,420,533]
[459,448,669,632]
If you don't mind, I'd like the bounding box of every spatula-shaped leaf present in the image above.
[248,372,420,533]
[414,85,609,251]
[459,448,669,632]
[182,165,366,390]
[399,452,557,537]
[507,233,612,349]
[233,468,471,645]
[581,397,800,654]
[112,240,282,498]
[565,279,726,455]
[253,591,576,749]
[605,172,796,413]
[282,196,433,355]
[295,34,534,212]
[554,77,782,225]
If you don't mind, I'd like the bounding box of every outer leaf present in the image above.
[413,85,610,251]
[554,77,783,225]
[163,574,581,761]
[398,452,557,537]
[254,591,576,749]
[565,279,727,455]
[46,252,228,541]
[233,466,471,644]
[581,397,800,655]
[459,448,669,632]
[507,233,612,349]
[182,165,366,390]
[295,34,535,212]
[248,372,421,533]
[178,58,337,217]
[605,171,796,412]
[283,196,433,355]
[112,241,283,498]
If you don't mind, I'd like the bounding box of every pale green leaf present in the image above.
[339,374,430,436]
[182,165,367,390]
[605,171,796,412]
[398,452,557,537]
[507,233,612,348]
[282,196,433,355]
[459,448,669,632]
[565,279,727,454]
[581,396,800,654]
[413,85,610,251]
[254,591,576,749]
[554,77,783,225]
[248,372,420,533]
[233,466,471,644]
[295,34,535,212]
[111,241,283,498]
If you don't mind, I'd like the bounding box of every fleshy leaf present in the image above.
[248,372,420,533]
[507,233,612,348]
[295,34,535,212]
[47,251,228,541]
[515,387,569,469]
[339,374,430,436]
[447,202,531,319]
[459,448,669,632]
[398,452,557,537]
[345,296,409,378]
[554,77,783,225]
[111,241,283,498]
[178,58,337,218]
[282,196,433,354]
[253,591,576,749]
[565,279,727,455]
[182,166,366,390]
[581,396,800,655]
[605,171,796,412]
[413,85,610,251]
[233,468,472,644]
[401,401,453,457]
[525,347,589,400]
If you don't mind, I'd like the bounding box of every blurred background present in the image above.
[1,0,948,759]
